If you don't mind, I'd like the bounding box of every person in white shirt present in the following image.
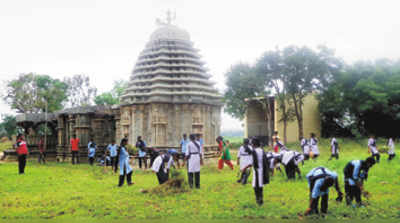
[237,138,253,184]
[368,135,380,163]
[309,133,320,159]
[329,138,339,160]
[249,138,269,206]
[300,137,310,160]
[280,150,304,179]
[151,151,174,184]
[185,134,203,189]
[387,138,396,161]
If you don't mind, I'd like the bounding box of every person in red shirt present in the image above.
[38,136,46,164]
[70,134,80,164]
[14,134,28,174]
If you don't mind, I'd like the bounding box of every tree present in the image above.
[282,45,342,139]
[0,115,17,140]
[255,49,296,144]
[2,73,69,113]
[64,74,97,107]
[95,80,128,106]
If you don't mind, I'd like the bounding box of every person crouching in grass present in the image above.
[14,133,29,174]
[248,138,269,206]
[305,167,343,216]
[152,151,174,184]
[117,138,133,187]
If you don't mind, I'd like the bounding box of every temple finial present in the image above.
[156,10,176,26]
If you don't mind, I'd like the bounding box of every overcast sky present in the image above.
[1,0,400,131]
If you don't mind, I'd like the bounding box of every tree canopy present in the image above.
[94,80,128,106]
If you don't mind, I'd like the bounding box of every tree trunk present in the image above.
[283,118,287,144]
[292,94,304,140]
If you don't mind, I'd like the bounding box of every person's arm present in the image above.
[334,178,343,201]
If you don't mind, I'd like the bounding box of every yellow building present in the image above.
[244,94,321,143]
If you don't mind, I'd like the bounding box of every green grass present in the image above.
[1,138,400,221]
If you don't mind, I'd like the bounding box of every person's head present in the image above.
[73,134,77,139]
[112,140,116,144]
[370,135,375,139]
[310,133,315,138]
[243,138,249,145]
[196,133,201,139]
[189,134,196,141]
[137,136,142,141]
[120,138,128,147]
[17,133,24,140]
[364,157,376,169]
[274,131,278,135]
[90,137,94,142]
[320,177,335,191]
[183,134,187,139]
[252,138,261,148]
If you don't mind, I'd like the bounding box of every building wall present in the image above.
[274,94,321,143]
[244,101,269,138]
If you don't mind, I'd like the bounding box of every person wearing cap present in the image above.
[368,135,380,163]
[237,138,253,184]
[116,138,133,187]
[14,134,29,174]
[343,157,376,206]
[304,167,343,215]
[70,134,80,164]
[152,151,174,184]
[185,134,203,189]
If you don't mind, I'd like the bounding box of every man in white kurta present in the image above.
[152,153,174,184]
[368,136,380,163]
[388,138,396,161]
[185,134,203,189]
[310,133,320,159]
[329,138,339,160]
[237,139,253,184]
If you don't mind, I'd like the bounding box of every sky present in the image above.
[1,0,400,131]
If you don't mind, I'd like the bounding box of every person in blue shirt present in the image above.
[88,139,96,166]
[116,138,133,187]
[136,136,147,169]
[107,140,118,172]
[178,134,189,168]
[343,157,376,206]
[304,167,343,215]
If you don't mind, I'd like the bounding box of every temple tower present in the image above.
[119,15,222,149]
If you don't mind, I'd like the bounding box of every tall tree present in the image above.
[282,45,342,139]
[95,80,128,106]
[2,73,69,113]
[65,74,97,107]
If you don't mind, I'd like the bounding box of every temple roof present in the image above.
[121,22,222,106]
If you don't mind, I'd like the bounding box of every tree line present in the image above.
[224,45,400,141]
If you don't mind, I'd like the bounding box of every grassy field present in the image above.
[1,138,400,221]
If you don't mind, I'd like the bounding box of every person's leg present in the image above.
[321,194,329,214]
[354,186,362,206]
[225,160,234,170]
[156,172,163,184]
[127,171,133,185]
[345,180,352,205]
[43,152,46,164]
[188,172,194,188]
[195,172,200,189]
[138,157,142,169]
[237,171,244,183]
[376,153,380,163]
[119,168,126,187]
[18,155,23,174]
[77,151,80,164]
[242,169,250,185]
[22,155,27,174]
[254,187,261,205]
[295,166,301,179]
[259,187,264,205]
[218,159,224,169]
[71,151,75,164]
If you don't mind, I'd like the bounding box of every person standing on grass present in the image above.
[237,138,253,184]
[136,136,147,169]
[388,138,396,161]
[343,157,376,207]
[70,134,80,164]
[179,134,189,168]
[329,137,339,160]
[248,138,269,206]
[300,137,310,160]
[217,136,234,170]
[152,151,174,184]
[304,167,343,216]
[38,136,46,164]
[185,134,203,189]
[14,134,29,174]
[117,138,133,187]
[88,142,96,166]
[309,133,320,159]
[107,140,118,172]
[368,135,380,163]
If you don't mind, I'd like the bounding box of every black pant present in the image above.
[345,180,361,205]
[388,154,396,161]
[329,153,339,160]
[188,172,200,188]
[309,194,328,214]
[89,157,94,165]
[38,152,46,164]
[72,151,79,164]
[18,155,27,174]
[372,153,380,163]
[111,157,117,172]
[284,160,296,179]
[239,169,251,184]
[118,168,133,187]
[138,157,147,169]
[254,187,263,205]
[156,171,169,184]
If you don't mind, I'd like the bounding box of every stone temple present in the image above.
[11,18,222,160]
